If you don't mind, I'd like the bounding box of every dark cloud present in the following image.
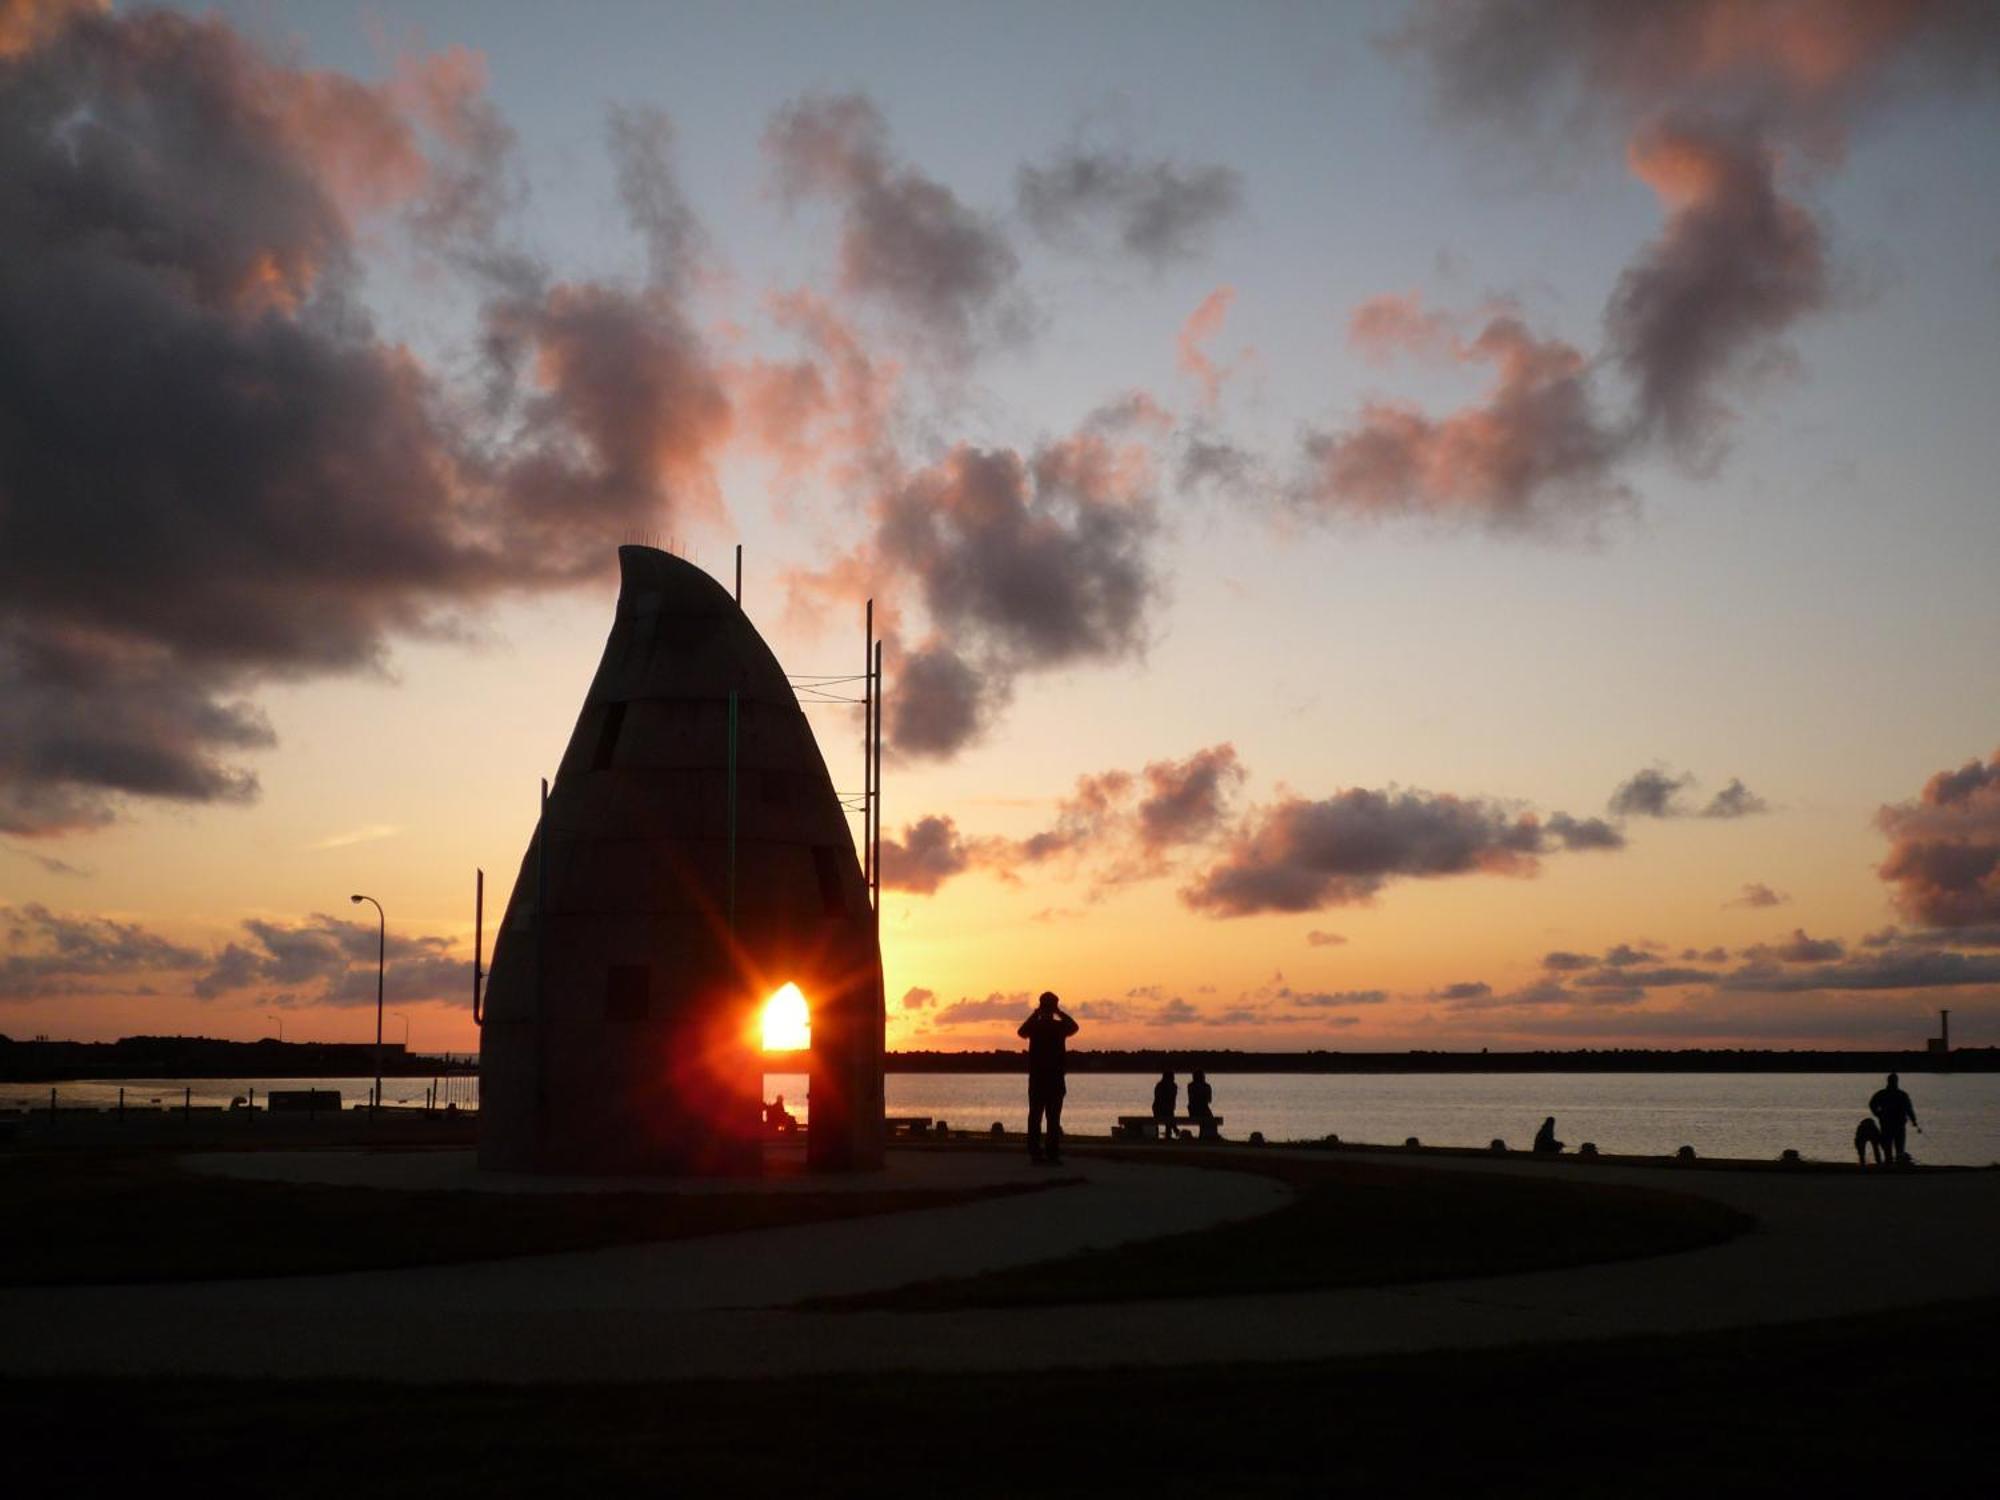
[1600,942,1657,968]
[765,93,1022,362]
[1294,989,1386,1008]
[1546,812,1626,850]
[1305,930,1348,948]
[1728,881,1788,908]
[193,913,466,1007]
[0,8,732,834]
[1435,981,1493,1002]
[0,840,90,877]
[1608,116,1827,465]
[876,437,1158,758]
[929,991,1033,1027]
[1740,929,1847,964]
[1182,783,1620,917]
[877,815,983,895]
[1608,766,1694,817]
[1365,3,2000,529]
[1294,310,1630,534]
[1700,777,1770,819]
[899,986,935,1011]
[1719,949,2000,994]
[1017,144,1242,266]
[1,903,204,1000]
[1134,744,1246,855]
[1542,951,1596,972]
[1877,748,2000,928]
[1571,965,1714,990]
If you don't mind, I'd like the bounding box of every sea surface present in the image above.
[13,1071,1999,1167]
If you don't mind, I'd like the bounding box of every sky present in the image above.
[3,0,1999,1054]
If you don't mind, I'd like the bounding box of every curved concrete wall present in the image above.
[479,546,885,1174]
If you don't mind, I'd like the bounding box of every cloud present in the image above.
[1740,928,1846,964]
[193,913,467,1006]
[929,991,1033,1027]
[1877,748,2000,928]
[1728,881,1788,909]
[0,840,90,877]
[872,437,1159,758]
[306,824,403,852]
[765,93,1021,363]
[1176,287,1243,409]
[1294,310,1630,534]
[1434,981,1493,1002]
[1367,2,2000,529]
[1182,784,1615,916]
[877,815,984,895]
[1546,812,1627,850]
[1290,988,1386,1007]
[1608,766,1695,817]
[1304,930,1347,948]
[1017,144,1242,266]
[0,8,733,835]
[1608,116,1827,465]
[883,744,1243,897]
[899,986,935,1011]
[1719,949,2000,994]
[1,903,204,1001]
[1542,951,1596,972]
[1700,777,1770,819]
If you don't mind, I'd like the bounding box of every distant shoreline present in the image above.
[2,1034,1989,1082]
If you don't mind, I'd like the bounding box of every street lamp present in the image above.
[393,1011,409,1047]
[350,893,385,1113]
[266,1012,283,1043]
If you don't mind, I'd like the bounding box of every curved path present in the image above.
[4,1147,1996,1383]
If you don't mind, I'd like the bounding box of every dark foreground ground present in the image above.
[6,1295,1993,1497]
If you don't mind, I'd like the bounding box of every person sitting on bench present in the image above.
[1533,1116,1564,1155]
[1187,1070,1219,1141]
[764,1093,799,1135]
[1152,1071,1179,1140]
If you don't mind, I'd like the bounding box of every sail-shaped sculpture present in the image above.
[479,545,884,1174]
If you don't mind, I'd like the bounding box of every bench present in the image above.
[885,1115,935,1138]
[1116,1115,1223,1141]
[267,1089,342,1114]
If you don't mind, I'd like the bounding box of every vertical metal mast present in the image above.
[871,638,883,921]
[862,599,874,903]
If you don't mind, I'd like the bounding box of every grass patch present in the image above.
[0,1150,1058,1286]
[825,1148,1751,1309]
[2,1296,1994,1498]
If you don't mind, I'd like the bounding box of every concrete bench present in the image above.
[885,1115,935,1138]
[1116,1115,1223,1141]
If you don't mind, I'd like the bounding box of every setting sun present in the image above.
[760,983,810,1052]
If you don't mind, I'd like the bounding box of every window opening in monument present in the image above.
[591,700,628,770]
[760,982,810,1051]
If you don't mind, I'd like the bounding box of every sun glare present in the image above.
[760,982,810,1051]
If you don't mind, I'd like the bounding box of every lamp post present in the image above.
[393,1011,409,1047]
[350,894,385,1113]
[266,1012,283,1043]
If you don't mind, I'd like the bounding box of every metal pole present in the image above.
[735,543,742,606]
[472,868,485,1026]
[727,688,739,934]
[350,893,386,1115]
[535,778,548,1122]
[864,600,872,900]
[872,639,883,918]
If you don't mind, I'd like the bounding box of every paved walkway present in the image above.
[5,1147,1996,1383]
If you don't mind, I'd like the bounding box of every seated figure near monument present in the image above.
[764,1094,799,1135]
[1533,1116,1564,1155]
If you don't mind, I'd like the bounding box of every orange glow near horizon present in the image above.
[760,983,811,1051]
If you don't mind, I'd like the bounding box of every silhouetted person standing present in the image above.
[1869,1073,1920,1164]
[1187,1069,1218,1141]
[1152,1070,1179,1140]
[1533,1116,1564,1155]
[1018,991,1078,1164]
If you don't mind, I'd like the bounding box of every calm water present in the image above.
[14,1071,1999,1166]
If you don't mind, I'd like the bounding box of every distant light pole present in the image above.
[393,1011,409,1048]
[266,1012,284,1043]
[350,894,385,1113]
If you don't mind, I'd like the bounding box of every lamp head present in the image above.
[349,894,363,903]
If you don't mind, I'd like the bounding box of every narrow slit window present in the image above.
[811,845,847,918]
[592,700,629,770]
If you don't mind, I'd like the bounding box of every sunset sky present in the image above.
[4,0,1999,1053]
